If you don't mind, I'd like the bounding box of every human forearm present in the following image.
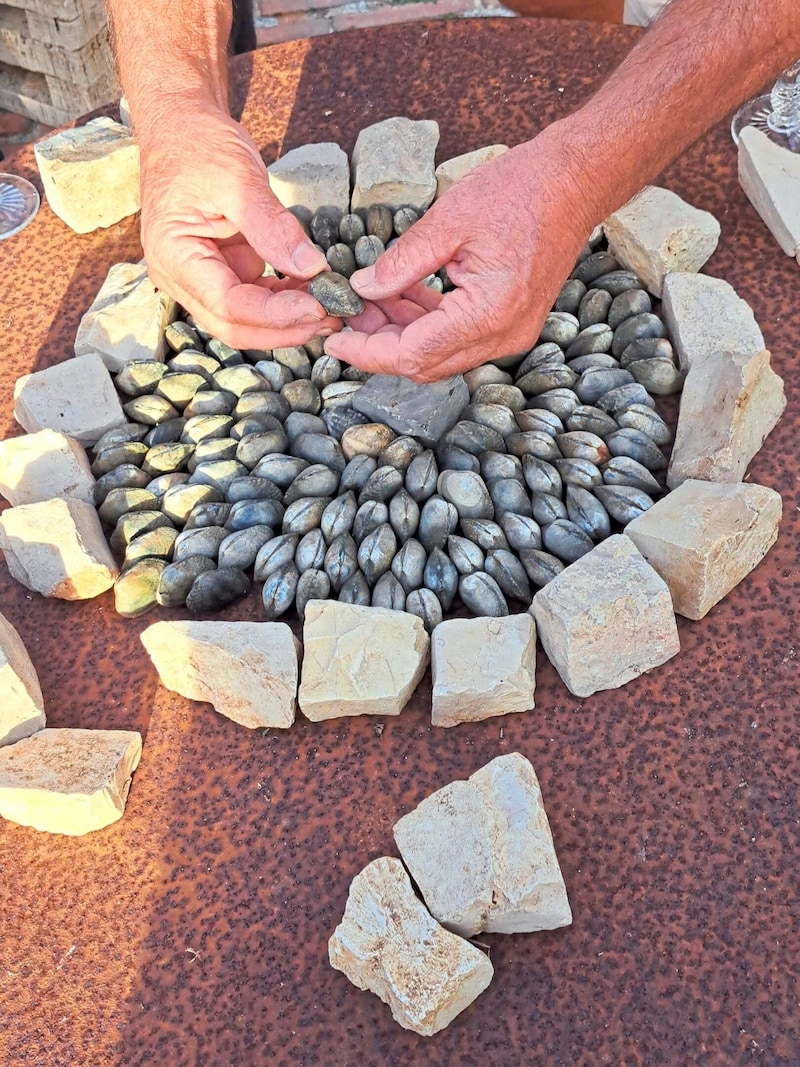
[564,0,800,226]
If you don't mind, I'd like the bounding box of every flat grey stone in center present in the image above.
[352,374,469,447]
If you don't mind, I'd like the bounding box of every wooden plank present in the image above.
[44,66,117,112]
[0,18,114,85]
[0,56,117,125]
[2,0,92,19]
[25,4,108,50]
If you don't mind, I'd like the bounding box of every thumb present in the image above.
[229,187,328,280]
[350,207,461,300]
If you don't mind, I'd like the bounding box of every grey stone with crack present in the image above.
[352,374,469,447]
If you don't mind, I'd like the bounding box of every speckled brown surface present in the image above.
[1,18,799,1067]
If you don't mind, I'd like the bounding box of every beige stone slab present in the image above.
[0,728,141,835]
[267,142,350,223]
[738,127,800,258]
[141,620,300,730]
[394,753,571,937]
[0,611,45,748]
[14,352,126,446]
[434,144,508,199]
[0,429,95,507]
[351,117,439,213]
[603,185,720,297]
[328,856,493,1036]
[0,497,118,600]
[33,116,140,234]
[431,614,536,728]
[74,261,176,373]
[625,480,782,619]
[531,535,679,698]
[298,600,429,720]
[667,347,786,489]
[661,273,764,374]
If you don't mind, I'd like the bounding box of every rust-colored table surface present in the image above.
[1,17,799,1067]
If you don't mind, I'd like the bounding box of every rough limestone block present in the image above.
[667,347,785,489]
[661,273,764,374]
[267,142,350,223]
[394,753,572,937]
[351,117,439,213]
[0,497,118,600]
[298,600,429,721]
[431,614,536,727]
[34,117,140,234]
[329,856,493,1036]
[626,480,782,619]
[0,429,95,506]
[14,352,126,446]
[531,535,679,698]
[0,612,45,748]
[352,373,468,447]
[74,261,177,372]
[603,185,721,297]
[0,728,141,835]
[434,144,509,199]
[738,127,800,258]
[141,620,300,730]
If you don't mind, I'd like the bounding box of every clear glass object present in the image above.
[0,173,40,240]
[731,58,800,152]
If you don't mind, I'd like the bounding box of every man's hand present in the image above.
[325,125,597,383]
[139,107,340,350]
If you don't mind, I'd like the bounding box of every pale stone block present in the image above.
[0,497,118,600]
[394,753,571,937]
[141,620,300,730]
[74,261,177,372]
[531,535,679,698]
[667,347,786,489]
[0,728,141,835]
[14,352,126,446]
[298,600,429,721]
[603,185,721,297]
[738,127,800,258]
[0,429,95,507]
[661,273,764,374]
[328,856,493,1036]
[434,144,508,199]
[431,614,536,728]
[34,117,140,234]
[626,479,782,619]
[0,612,45,748]
[267,142,350,223]
[351,117,439,213]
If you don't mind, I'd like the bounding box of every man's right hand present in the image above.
[138,106,341,350]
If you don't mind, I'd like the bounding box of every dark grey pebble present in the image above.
[575,368,635,406]
[578,287,613,330]
[235,430,290,468]
[339,213,365,245]
[340,454,378,493]
[542,518,594,563]
[181,414,234,445]
[262,562,299,620]
[296,569,331,621]
[366,204,393,243]
[435,442,480,474]
[446,534,484,575]
[458,572,509,618]
[519,548,565,588]
[616,405,672,446]
[606,428,667,470]
[389,488,420,542]
[506,431,562,462]
[123,395,178,426]
[273,346,312,380]
[489,478,533,520]
[391,538,427,593]
[517,344,565,377]
[183,389,237,418]
[601,456,662,494]
[165,321,202,353]
[418,496,459,553]
[461,403,518,439]
[173,525,228,562]
[321,492,358,543]
[522,455,562,496]
[357,523,397,586]
[308,272,364,317]
[156,556,216,608]
[91,441,147,476]
[189,459,249,496]
[444,420,506,456]
[423,547,459,611]
[611,312,666,358]
[515,408,564,436]
[354,235,384,268]
[499,513,542,553]
[596,382,656,417]
[372,572,406,611]
[516,365,578,397]
[282,495,331,535]
[321,407,370,440]
[378,436,425,472]
[285,464,340,504]
[608,288,652,330]
[93,465,150,506]
[284,412,327,443]
[592,269,644,296]
[485,548,532,602]
[311,354,342,390]
[115,361,167,397]
[338,569,371,606]
[459,518,509,552]
[94,423,149,452]
[553,457,603,490]
[282,379,322,415]
[310,211,339,250]
[254,533,299,582]
[619,336,675,369]
[538,312,579,347]
[479,451,523,485]
[531,492,568,526]
[405,450,438,502]
[405,588,443,633]
[565,405,618,438]
[226,497,286,531]
[573,253,620,285]
[252,453,309,489]
[226,477,283,504]
[554,277,587,314]
[567,353,620,374]
[525,387,580,420]
[324,533,359,592]
[98,486,159,525]
[353,500,390,543]
[217,525,273,570]
[566,485,611,540]
[183,501,233,530]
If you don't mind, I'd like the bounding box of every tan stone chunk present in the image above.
[0,429,95,506]
[531,535,679,698]
[0,498,118,600]
[298,600,429,720]
[0,728,141,835]
[661,273,764,374]
[738,127,800,258]
[394,753,571,937]
[603,185,721,297]
[351,117,439,212]
[625,480,782,620]
[434,144,508,199]
[431,614,536,728]
[74,261,177,373]
[14,352,126,446]
[141,620,300,730]
[666,347,785,489]
[267,142,350,223]
[340,422,396,460]
[34,117,140,234]
[328,856,493,1036]
[0,612,45,748]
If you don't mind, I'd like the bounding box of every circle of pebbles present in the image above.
[94,212,683,627]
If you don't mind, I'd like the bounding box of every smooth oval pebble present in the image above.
[324,533,360,592]
[464,365,513,392]
[612,312,666,358]
[282,379,322,415]
[619,336,675,370]
[111,510,173,554]
[190,459,249,495]
[556,431,610,465]
[284,464,340,504]
[91,442,148,476]
[141,442,195,477]
[156,556,216,608]
[353,500,390,543]
[418,496,459,553]
[339,212,365,244]
[553,457,603,490]
[123,395,178,426]
[321,491,358,543]
[295,528,327,573]
[617,405,672,446]
[211,366,271,399]
[565,405,618,437]
[296,569,331,621]
[578,287,613,329]
[405,587,443,633]
[252,453,309,489]
[326,242,357,278]
[144,417,188,447]
[389,488,420,542]
[124,526,179,568]
[479,451,523,484]
[437,470,494,520]
[458,572,509,618]
[461,403,518,439]
[515,408,564,436]
[542,518,594,563]
[261,562,299,620]
[601,456,663,494]
[499,513,542,552]
[281,496,330,535]
[526,387,580,420]
[516,365,578,397]
[162,483,224,524]
[594,484,655,524]
[321,407,370,440]
[354,235,384,268]
[273,346,312,379]
[371,572,406,611]
[94,465,151,506]
[165,321,202,353]
[485,548,532,602]
[573,252,620,285]
[253,360,292,391]
[517,344,565,377]
[423,547,459,611]
[94,423,149,451]
[311,354,342,390]
[339,454,378,494]
[254,533,299,582]
[168,352,220,380]
[359,465,404,504]
[378,436,424,472]
[173,525,228,562]
[506,431,562,462]
[489,478,532,520]
[566,352,620,374]
[98,486,159,525]
[289,432,346,475]
[183,501,232,530]
[181,414,234,445]
[565,323,614,359]
[342,423,397,461]
[156,372,208,409]
[628,357,685,396]
[554,277,587,314]
[519,548,565,588]
[322,381,364,408]
[114,558,166,618]
[235,430,290,468]
[392,207,419,234]
[338,569,371,606]
[436,442,480,474]
[608,288,652,330]
[592,269,644,296]
[391,538,427,593]
[471,384,527,412]
[606,428,667,470]
[531,492,568,526]
[218,525,274,570]
[365,204,393,243]
[115,361,168,397]
[459,518,509,552]
[405,450,438,502]
[444,420,506,457]
[207,338,242,366]
[284,413,327,444]
[566,484,611,540]
[575,368,635,406]
[522,455,562,496]
[596,382,656,416]
[446,534,484,576]
[538,312,579,347]
[310,211,338,249]
[226,497,285,531]
[226,476,283,504]
[357,523,397,586]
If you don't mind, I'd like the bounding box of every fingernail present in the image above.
[293,243,325,275]
[352,265,376,291]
